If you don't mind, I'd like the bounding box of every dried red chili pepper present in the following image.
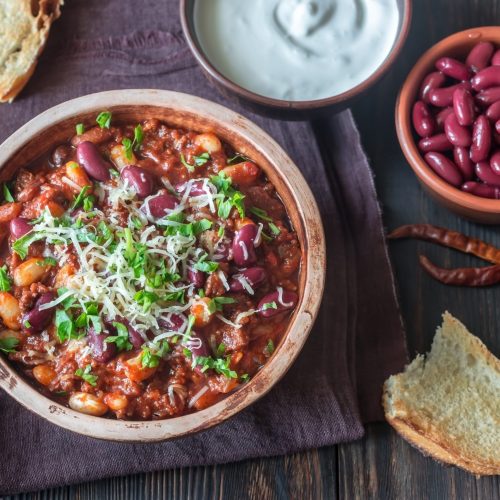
[419,255,500,286]
[388,224,500,264]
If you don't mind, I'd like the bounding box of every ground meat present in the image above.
[18,282,52,313]
[204,272,226,297]
[246,184,286,219]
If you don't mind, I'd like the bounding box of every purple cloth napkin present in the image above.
[0,0,407,494]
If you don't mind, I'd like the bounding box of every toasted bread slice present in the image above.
[0,0,63,103]
[383,312,500,476]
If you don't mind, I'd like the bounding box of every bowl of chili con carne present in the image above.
[0,89,325,441]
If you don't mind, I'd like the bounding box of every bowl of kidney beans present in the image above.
[396,27,500,224]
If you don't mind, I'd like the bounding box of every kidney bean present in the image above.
[453,147,474,180]
[412,101,436,137]
[232,224,258,266]
[159,313,187,332]
[122,320,143,350]
[493,49,500,66]
[76,141,111,181]
[419,71,446,103]
[230,267,267,292]
[470,115,492,163]
[51,145,72,167]
[491,150,500,175]
[22,291,57,334]
[486,101,500,121]
[472,66,500,91]
[121,166,155,199]
[258,289,298,318]
[435,57,471,81]
[185,332,210,359]
[175,180,208,197]
[453,87,475,126]
[466,42,494,72]
[444,113,472,147]
[429,82,472,107]
[475,161,500,185]
[435,107,455,130]
[87,327,117,363]
[9,217,32,239]
[187,267,206,288]
[418,134,452,152]
[213,238,232,262]
[424,152,463,186]
[143,192,179,218]
[462,181,500,199]
[475,86,500,106]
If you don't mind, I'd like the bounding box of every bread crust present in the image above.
[383,312,500,476]
[0,0,64,103]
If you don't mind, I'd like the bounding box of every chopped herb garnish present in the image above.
[192,355,238,379]
[194,152,210,166]
[55,309,77,342]
[240,373,250,382]
[216,343,226,356]
[105,322,133,351]
[12,231,40,259]
[194,253,219,273]
[164,290,185,303]
[185,315,195,337]
[265,339,275,356]
[2,183,14,202]
[76,123,85,135]
[269,222,281,236]
[23,320,31,328]
[0,265,11,291]
[134,290,159,313]
[38,257,57,267]
[141,347,161,368]
[0,337,19,353]
[75,364,98,386]
[261,301,278,311]
[211,172,245,219]
[180,153,195,173]
[250,207,273,222]
[57,287,76,310]
[110,168,120,178]
[208,296,236,314]
[71,185,92,210]
[96,111,112,129]
[227,153,249,165]
[217,226,225,238]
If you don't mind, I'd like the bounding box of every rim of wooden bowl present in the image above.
[396,26,500,216]
[0,89,325,442]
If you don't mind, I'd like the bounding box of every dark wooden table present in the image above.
[4,1,500,499]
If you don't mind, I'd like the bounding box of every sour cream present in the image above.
[194,0,400,101]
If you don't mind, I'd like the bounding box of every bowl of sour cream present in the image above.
[181,0,412,119]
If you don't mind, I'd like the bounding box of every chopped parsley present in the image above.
[180,152,211,173]
[261,301,278,311]
[123,124,144,160]
[265,339,275,356]
[2,183,14,202]
[210,172,245,219]
[55,309,77,342]
[23,320,31,328]
[0,337,19,353]
[227,153,249,165]
[141,347,161,368]
[75,364,98,386]
[192,355,238,379]
[207,296,236,314]
[96,111,112,129]
[0,265,11,291]
[71,185,94,211]
[269,222,281,236]
[250,207,273,222]
[12,231,41,259]
[38,257,57,267]
[164,219,212,238]
[76,123,85,135]
[194,253,219,273]
[105,322,133,351]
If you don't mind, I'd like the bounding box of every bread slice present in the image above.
[0,0,63,103]
[383,312,500,476]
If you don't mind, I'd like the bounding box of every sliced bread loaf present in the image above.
[0,0,63,103]
[383,312,500,476]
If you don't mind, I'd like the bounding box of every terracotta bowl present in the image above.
[0,89,325,441]
[396,26,500,224]
[180,0,412,120]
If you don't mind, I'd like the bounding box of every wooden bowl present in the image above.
[0,90,325,441]
[180,0,412,120]
[396,27,500,224]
